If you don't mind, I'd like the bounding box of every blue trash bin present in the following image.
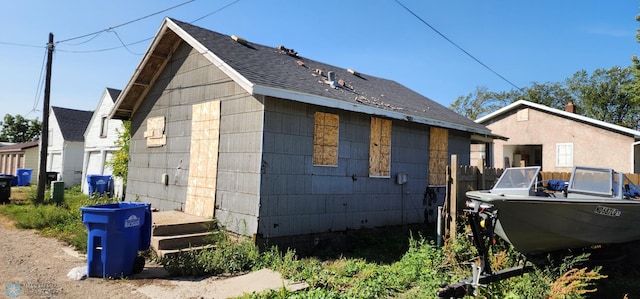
[80,202,152,278]
[86,175,98,195]
[16,168,33,186]
[95,175,111,195]
[87,175,111,195]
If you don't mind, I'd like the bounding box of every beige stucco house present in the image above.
[0,141,39,177]
[476,100,640,173]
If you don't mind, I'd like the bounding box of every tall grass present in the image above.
[0,186,117,252]
[0,189,612,297]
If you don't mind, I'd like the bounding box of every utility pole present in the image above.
[36,33,54,204]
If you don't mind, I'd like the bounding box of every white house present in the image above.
[48,106,93,188]
[81,88,124,195]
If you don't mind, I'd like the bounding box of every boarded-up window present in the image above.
[144,116,166,147]
[429,127,448,185]
[369,117,392,177]
[313,112,339,166]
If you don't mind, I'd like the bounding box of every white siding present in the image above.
[81,89,124,193]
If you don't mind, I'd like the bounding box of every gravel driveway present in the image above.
[0,216,306,299]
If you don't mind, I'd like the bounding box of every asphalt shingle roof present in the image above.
[170,19,488,134]
[0,141,39,152]
[106,88,121,102]
[51,106,93,142]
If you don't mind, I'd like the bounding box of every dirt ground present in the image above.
[0,216,306,299]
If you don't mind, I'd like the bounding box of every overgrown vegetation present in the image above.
[104,120,131,183]
[1,188,636,297]
[157,225,615,298]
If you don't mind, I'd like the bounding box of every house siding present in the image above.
[485,107,634,172]
[258,97,435,238]
[126,42,262,236]
[82,89,124,194]
[121,31,479,243]
[62,142,85,187]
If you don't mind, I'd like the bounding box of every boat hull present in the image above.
[467,191,640,254]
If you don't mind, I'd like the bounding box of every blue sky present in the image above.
[1,0,638,120]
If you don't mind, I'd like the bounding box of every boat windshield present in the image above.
[493,167,540,190]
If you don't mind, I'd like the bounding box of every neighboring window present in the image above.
[100,116,108,138]
[313,112,339,166]
[556,143,573,167]
[369,117,392,177]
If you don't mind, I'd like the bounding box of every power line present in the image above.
[56,0,196,44]
[0,41,44,49]
[56,0,242,54]
[191,0,241,23]
[109,29,144,55]
[28,47,49,117]
[394,0,522,91]
[57,38,151,54]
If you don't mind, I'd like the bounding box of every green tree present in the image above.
[516,82,574,110]
[105,120,130,184]
[0,114,42,142]
[451,83,574,120]
[627,12,640,129]
[452,67,636,128]
[450,86,510,120]
[566,66,638,128]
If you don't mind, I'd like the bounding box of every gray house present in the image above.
[111,18,492,244]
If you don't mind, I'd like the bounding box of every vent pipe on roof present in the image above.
[231,35,248,45]
[327,71,335,82]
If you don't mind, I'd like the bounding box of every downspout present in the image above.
[81,147,91,193]
[61,141,67,184]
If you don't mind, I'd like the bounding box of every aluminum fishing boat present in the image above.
[466,166,640,254]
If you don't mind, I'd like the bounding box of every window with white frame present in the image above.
[556,143,573,167]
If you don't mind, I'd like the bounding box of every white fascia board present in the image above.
[253,85,490,135]
[165,19,255,95]
[477,100,640,138]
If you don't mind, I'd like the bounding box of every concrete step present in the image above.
[152,210,217,236]
[152,231,217,251]
[150,211,220,259]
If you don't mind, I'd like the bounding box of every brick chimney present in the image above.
[565,101,575,113]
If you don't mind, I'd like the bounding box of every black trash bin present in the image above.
[0,175,12,203]
[46,172,58,186]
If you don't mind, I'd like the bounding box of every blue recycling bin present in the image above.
[16,168,33,186]
[80,202,152,278]
[87,175,111,195]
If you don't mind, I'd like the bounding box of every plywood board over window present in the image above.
[144,116,166,147]
[369,117,392,177]
[313,112,339,166]
[429,127,448,185]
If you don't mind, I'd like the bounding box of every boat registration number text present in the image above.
[594,205,621,217]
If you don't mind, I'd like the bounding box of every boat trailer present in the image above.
[437,200,533,298]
